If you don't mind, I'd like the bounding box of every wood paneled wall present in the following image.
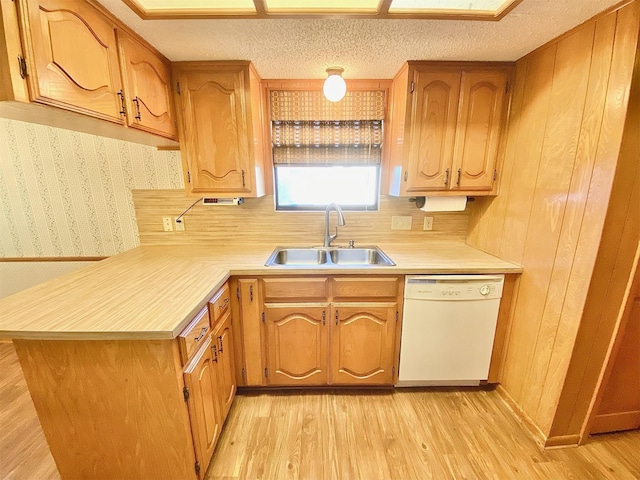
[466,0,640,445]
[133,191,469,246]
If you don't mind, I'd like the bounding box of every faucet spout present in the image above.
[324,203,346,247]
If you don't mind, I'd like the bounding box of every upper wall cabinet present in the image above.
[22,0,124,122]
[173,61,266,197]
[117,30,177,140]
[0,0,177,147]
[387,62,513,197]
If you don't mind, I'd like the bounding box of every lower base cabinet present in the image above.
[242,276,403,387]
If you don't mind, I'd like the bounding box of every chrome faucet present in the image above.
[324,203,346,247]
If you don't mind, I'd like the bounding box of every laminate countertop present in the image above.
[0,241,521,340]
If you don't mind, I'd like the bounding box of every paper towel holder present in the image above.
[410,195,475,210]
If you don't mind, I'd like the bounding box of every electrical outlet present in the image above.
[174,217,185,232]
[423,217,434,231]
[391,216,412,230]
[162,217,173,232]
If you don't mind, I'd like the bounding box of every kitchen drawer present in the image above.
[332,277,400,300]
[178,306,211,365]
[263,277,329,302]
[209,282,231,325]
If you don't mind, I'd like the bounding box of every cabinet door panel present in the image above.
[330,303,396,385]
[25,0,123,121]
[213,312,236,419]
[265,305,328,385]
[177,68,252,194]
[184,336,221,475]
[238,278,264,386]
[452,70,509,191]
[406,70,460,192]
[117,30,176,139]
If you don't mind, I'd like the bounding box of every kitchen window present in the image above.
[269,89,386,211]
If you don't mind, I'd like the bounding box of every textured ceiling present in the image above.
[98,0,620,79]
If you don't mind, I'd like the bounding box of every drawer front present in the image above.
[263,277,329,302]
[332,277,399,300]
[178,306,211,365]
[210,282,231,325]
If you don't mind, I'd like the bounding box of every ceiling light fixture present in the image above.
[323,67,347,102]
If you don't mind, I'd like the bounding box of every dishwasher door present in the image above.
[397,275,504,387]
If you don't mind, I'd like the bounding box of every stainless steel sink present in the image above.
[265,246,395,267]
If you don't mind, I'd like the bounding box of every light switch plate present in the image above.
[174,217,185,232]
[162,217,173,232]
[423,217,434,231]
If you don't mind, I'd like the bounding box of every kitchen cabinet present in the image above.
[116,29,177,139]
[331,303,397,385]
[232,278,265,386]
[212,310,236,419]
[387,62,512,197]
[183,335,222,479]
[21,0,124,122]
[246,275,402,386]
[0,0,177,147]
[265,304,329,385]
[173,61,266,197]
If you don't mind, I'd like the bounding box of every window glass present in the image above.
[274,165,379,211]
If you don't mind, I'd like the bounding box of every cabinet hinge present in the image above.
[195,461,200,475]
[177,82,181,95]
[261,311,265,323]
[187,171,191,183]
[17,55,27,79]
[493,169,498,181]
[396,311,399,322]
[410,81,415,93]
[403,171,408,182]
[242,367,246,380]
[183,386,189,402]
[264,367,268,377]
[241,169,246,188]
[392,366,396,375]
[505,82,510,94]
[236,286,240,299]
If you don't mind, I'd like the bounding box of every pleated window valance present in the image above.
[270,90,385,165]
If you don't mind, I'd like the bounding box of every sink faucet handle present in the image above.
[329,227,338,245]
[348,240,355,248]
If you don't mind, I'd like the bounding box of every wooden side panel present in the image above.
[0,0,30,102]
[265,304,329,386]
[386,63,409,196]
[405,69,460,192]
[23,0,124,122]
[117,29,177,139]
[212,311,236,420]
[466,2,640,440]
[453,69,509,191]
[13,339,197,480]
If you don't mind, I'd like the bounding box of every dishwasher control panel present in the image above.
[405,275,504,300]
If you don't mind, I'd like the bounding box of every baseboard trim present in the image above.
[495,384,547,449]
[544,434,581,448]
[590,411,640,434]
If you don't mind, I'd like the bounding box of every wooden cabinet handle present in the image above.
[194,327,207,342]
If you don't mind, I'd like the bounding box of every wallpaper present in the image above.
[0,119,183,257]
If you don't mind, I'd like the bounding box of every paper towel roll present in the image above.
[419,196,467,212]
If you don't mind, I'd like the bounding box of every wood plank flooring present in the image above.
[1,342,639,480]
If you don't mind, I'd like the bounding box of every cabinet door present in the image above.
[184,336,222,477]
[451,69,509,191]
[265,304,329,386]
[405,70,460,192]
[237,278,264,386]
[213,311,236,420]
[330,303,397,385]
[116,30,177,139]
[175,64,254,195]
[22,0,124,122]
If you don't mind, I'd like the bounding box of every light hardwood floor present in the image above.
[1,342,639,480]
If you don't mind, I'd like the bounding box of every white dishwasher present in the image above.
[397,275,504,387]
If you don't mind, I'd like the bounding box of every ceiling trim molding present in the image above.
[121,0,524,21]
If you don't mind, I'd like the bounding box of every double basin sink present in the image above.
[265,246,395,268]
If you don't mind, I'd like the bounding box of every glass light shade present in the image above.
[323,70,347,102]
